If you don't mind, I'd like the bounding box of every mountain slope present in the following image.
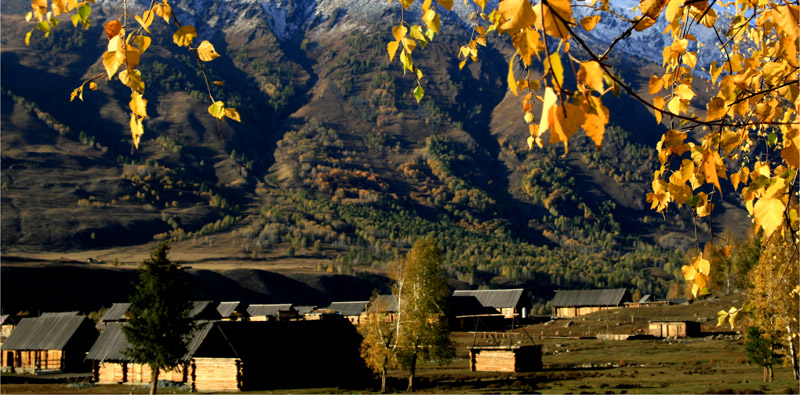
[0,0,749,305]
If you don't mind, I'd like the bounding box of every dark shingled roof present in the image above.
[100,303,130,322]
[294,306,316,316]
[367,295,397,313]
[3,313,94,350]
[190,301,222,320]
[450,295,501,316]
[551,288,629,307]
[247,304,293,317]
[216,301,243,318]
[326,301,369,317]
[452,289,525,309]
[86,321,216,362]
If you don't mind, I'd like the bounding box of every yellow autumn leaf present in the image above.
[539,87,558,136]
[546,51,564,87]
[533,0,571,39]
[580,96,608,150]
[653,96,665,123]
[208,101,225,119]
[197,40,221,61]
[550,102,585,152]
[578,61,604,92]
[675,83,695,101]
[70,86,82,102]
[705,97,727,121]
[634,16,656,31]
[387,41,400,62]
[224,108,242,122]
[682,264,698,281]
[754,196,785,237]
[133,35,151,53]
[648,75,664,95]
[497,0,536,33]
[515,28,542,66]
[173,25,197,47]
[153,2,172,23]
[667,182,691,205]
[129,92,148,118]
[392,25,408,42]
[119,69,145,92]
[437,0,453,11]
[694,253,710,275]
[135,9,154,33]
[507,56,517,96]
[702,150,722,192]
[781,127,800,168]
[580,15,601,31]
[125,48,141,70]
[102,51,123,79]
[640,0,667,18]
[130,114,144,149]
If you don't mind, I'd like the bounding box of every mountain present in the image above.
[0,0,749,306]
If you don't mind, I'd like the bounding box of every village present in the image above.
[3,287,787,394]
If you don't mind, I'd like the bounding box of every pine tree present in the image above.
[122,242,195,395]
[393,239,454,392]
[744,326,782,382]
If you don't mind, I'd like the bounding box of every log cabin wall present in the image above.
[469,346,542,373]
[96,362,127,383]
[192,358,241,392]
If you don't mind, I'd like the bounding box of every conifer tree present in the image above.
[122,242,195,395]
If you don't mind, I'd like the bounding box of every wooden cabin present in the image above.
[468,345,542,372]
[449,295,506,331]
[99,303,130,328]
[1,315,16,371]
[452,289,531,319]
[87,320,369,391]
[550,288,630,318]
[2,312,98,373]
[648,321,701,338]
[246,304,296,321]
[323,301,369,325]
[624,294,669,308]
[87,321,237,391]
[216,302,249,321]
[365,295,397,322]
[189,301,223,321]
[1,315,16,345]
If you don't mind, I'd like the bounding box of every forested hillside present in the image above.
[0,0,753,309]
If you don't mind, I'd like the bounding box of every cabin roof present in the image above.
[216,301,247,318]
[326,301,369,316]
[452,289,525,309]
[100,303,131,322]
[246,304,293,317]
[85,321,217,362]
[367,295,397,313]
[294,305,316,315]
[551,288,628,307]
[3,313,93,350]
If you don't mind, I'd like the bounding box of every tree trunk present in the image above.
[787,324,799,380]
[407,353,417,392]
[380,365,387,393]
[768,365,774,382]
[763,366,769,383]
[150,366,160,395]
